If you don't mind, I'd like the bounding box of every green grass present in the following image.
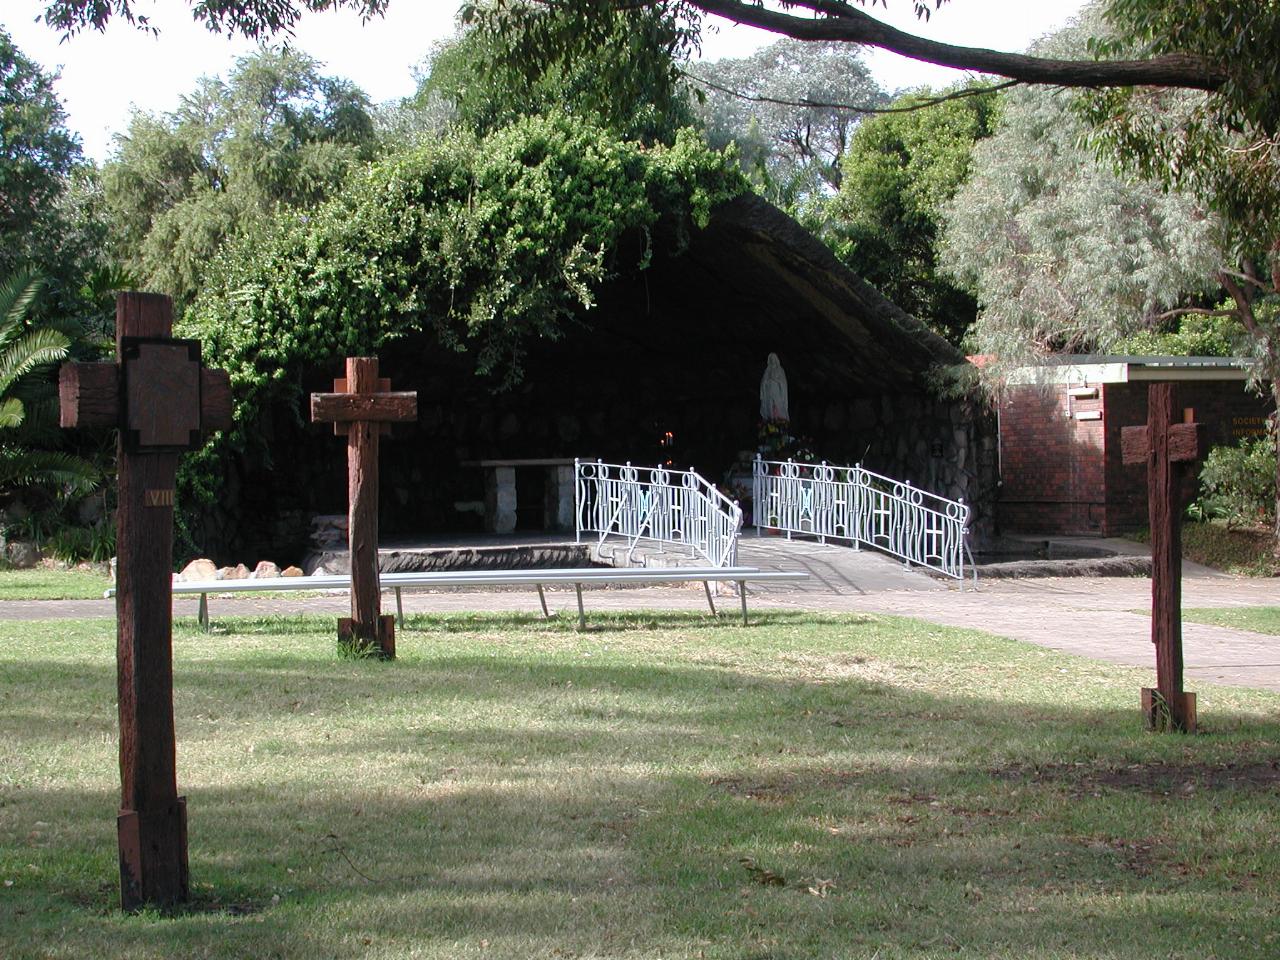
[1181,606,1280,636]
[3,611,1280,959]
[0,564,112,600]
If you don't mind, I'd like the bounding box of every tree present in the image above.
[0,29,80,274]
[687,38,884,201]
[0,270,98,502]
[0,28,111,331]
[40,0,1241,103]
[832,84,996,344]
[101,45,377,309]
[1078,3,1280,551]
[938,8,1222,371]
[412,8,694,145]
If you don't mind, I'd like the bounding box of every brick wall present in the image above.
[997,378,1272,536]
[997,385,1106,534]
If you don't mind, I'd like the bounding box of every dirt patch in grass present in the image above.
[708,767,869,804]
[994,759,1280,795]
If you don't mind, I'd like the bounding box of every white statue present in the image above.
[759,352,789,421]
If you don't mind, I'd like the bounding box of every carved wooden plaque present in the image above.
[121,338,203,451]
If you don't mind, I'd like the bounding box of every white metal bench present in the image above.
[106,566,809,631]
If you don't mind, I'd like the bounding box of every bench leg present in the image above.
[198,593,209,633]
[702,580,717,617]
[738,581,748,626]
[395,587,404,628]
[537,584,551,619]
[575,584,586,631]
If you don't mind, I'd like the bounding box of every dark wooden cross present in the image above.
[310,357,416,658]
[59,292,232,911]
[1121,382,1203,733]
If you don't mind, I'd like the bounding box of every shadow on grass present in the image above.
[5,613,1280,958]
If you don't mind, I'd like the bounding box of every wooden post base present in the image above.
[338,614,396,659]
[118,798,189,911]
[1142,688,1197,733]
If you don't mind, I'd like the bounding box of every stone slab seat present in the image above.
[105,566,809,631]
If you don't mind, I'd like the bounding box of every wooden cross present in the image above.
[1121,382,1203,733]
[59,292,232,911]
[310,357,416,658]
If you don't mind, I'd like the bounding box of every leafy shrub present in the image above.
[179,113,746,508]
[1196,436,1277,527]
[46,521,115,564]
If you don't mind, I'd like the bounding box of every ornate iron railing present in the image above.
[575,460,743,567]
[752,456,973,581]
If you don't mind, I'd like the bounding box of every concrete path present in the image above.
[4,536,1277,690]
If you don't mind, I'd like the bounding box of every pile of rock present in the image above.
[176,558,305,582]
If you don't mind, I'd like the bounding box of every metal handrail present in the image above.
[752,456,972,581]
[575,459,743,567]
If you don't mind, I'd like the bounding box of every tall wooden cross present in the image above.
[59,292,232,911]
[310,357,416,658]
[1121,382,1203,733]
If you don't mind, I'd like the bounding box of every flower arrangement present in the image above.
[758,418,817,463]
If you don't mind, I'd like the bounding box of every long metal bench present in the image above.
[106,566,809,631]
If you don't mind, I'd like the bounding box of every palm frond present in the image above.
[0,446,100,497]
[0,328,71,395]
[0,271,43,351]
[0,398,25,430]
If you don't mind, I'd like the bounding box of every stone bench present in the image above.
[107,566,809,631]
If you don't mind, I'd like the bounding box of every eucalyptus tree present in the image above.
[102,45,377,310]
[939,8,1222,375]
[1080,3,1280,550]
[687,38,885,201]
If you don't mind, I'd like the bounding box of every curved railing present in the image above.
[752,456,972,581]
[575,459,743,568]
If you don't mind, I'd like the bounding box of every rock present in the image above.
[227,563,251,580]
[216,567,236,580]
[252,560,281,579]
[6,541,40,569]
[179,558,218,582]
[281,566,304,577]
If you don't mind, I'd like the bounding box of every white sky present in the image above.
[3,0,1085,163]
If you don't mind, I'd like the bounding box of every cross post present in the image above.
[1121,382,1202,733]
[310,357,416,658]
[59,292,232,911]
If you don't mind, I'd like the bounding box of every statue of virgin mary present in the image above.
[759,353,789,421]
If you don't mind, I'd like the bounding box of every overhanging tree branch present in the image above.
[43,0,1229,96]
[688,0,1227,91]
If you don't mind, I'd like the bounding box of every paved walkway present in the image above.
[4,535,1277,690]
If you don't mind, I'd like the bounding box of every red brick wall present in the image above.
[997,378,1273,536]
[997,385,1106,534]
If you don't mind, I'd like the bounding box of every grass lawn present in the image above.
[1182,606,1280,636]
[0,564,112,600]
[2,611,1279,959]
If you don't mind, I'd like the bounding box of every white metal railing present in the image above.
[575,459,743,568]
[752,456,973,582]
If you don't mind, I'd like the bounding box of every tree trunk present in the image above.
[1273,383,1280,559]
